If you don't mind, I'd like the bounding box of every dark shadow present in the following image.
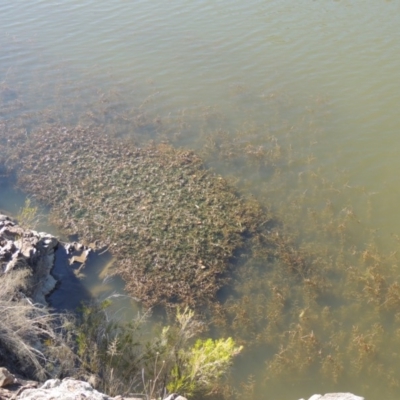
[48,245,92,312]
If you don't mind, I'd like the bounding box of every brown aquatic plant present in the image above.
[0,124,269,308]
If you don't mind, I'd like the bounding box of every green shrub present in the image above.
[75,303,242,399]
[167,337,243,397]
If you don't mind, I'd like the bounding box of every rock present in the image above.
[14,237,37,259]
[4,251,29,273]
[0,225,26,240]
[39,235,58,251]
[69,249,90,265]
[74,242,85,251]
[88,374,101,389]
[0,381,38,400]
[31,251,58,305]
[113,397,142,400]
[0,214,11,222]
[0,214,86,304]
[19,378,112,399]
[34,274,57,304]
[300,394,364,400]
[0,367,15,387]
[164,394,188,400]
[0,240,15,260]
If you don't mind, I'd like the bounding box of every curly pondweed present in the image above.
[0,124,271,308]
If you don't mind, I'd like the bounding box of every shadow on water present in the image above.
[47,233,142,318]
[48,245,92,311]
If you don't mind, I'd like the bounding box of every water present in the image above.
[1,1,400,399]
[0,178,139,319]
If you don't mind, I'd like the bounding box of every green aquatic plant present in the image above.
[16,198,40,229]
[5,52,400,399]
[74,303,241,398]
[1,124,269,308]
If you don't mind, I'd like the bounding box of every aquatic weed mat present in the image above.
[0,124,270,307]
[5,54,399,396]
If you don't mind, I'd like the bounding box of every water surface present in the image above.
[1,1,400,399]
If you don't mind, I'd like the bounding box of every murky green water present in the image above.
[1,1,400,399]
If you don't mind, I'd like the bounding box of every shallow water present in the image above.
[0,179,139,319]
[1,1,400,399]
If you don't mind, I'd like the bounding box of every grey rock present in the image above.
[113,397,142,400]
[0,213,85,305]
[301,394,364,400]
[40,235,58,251]
[19,378,112,399]
[14,238,36,259]
[164,394,188,400]
[34,274,57,304]
[0,367,15,387]
[4,251,29,273]
[0,225,25,240]
[0,240,15,259]
[74,242,85,251]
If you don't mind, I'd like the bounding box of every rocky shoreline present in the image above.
[0,214,152,400]
[0,213,92,304]
[1,213,59,305]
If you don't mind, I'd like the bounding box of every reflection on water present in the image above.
[50,246,141,320]
[49,245,92,311]
[79,251,142,321]
[1,0,400,399]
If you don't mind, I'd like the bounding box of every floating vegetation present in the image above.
[0,124,270,308]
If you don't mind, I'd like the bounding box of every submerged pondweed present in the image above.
[3,52,400,399]
[0,124,270,307]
